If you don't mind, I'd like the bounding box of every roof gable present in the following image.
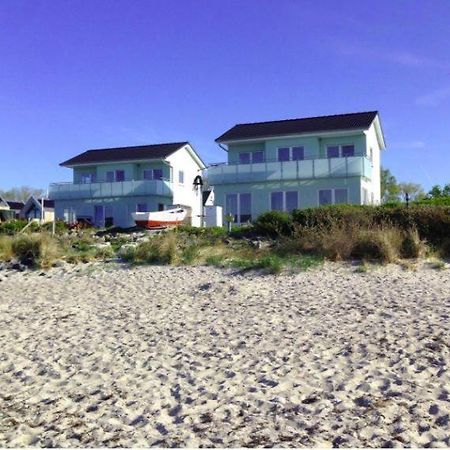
[216,111,379,142]
[22,196,54,214]
[60,142,189,167]
[6,201,25,210]
[0,195,8,208]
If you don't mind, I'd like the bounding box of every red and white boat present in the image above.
[132,207,187,229]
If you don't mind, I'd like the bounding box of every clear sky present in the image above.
[0,0,449,192]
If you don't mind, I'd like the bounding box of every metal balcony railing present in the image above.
[207,155,372,185]
[49,178,173,200]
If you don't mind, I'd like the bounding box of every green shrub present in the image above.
[253,211,293,237]
[292,205,450,247]
[0,220,40,235]
[350,228,401,264]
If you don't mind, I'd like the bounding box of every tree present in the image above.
[0,186,45,202]
[380,168,401,203]
[428,183,450,198]
[397,182,425,201]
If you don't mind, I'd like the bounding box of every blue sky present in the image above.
[0,0,449,191]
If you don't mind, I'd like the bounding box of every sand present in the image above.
[0,262,449,447]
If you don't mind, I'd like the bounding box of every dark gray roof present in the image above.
[216,111,379,142]
[60,142,189,166]
[6,201,24,210]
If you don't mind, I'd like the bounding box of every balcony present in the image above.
[207,156,372,185]
[49,179,173,200]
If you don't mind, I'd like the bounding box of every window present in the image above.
[158,203,165,211]
[252,151,264,163]
[292,147,305,161]
[327,144,355,158]
[278,147,290,162]
[319,188,348,205]
[144,169,163,180]
[239,193,251,223]
[327,146,340,158]
[225,193,251,224]
[106,171,114,182]
[81,173,95,184]
[239,152,251,164]
[239,151,264,164]
[335,188,348,204]
[270,191,298,212]
[271,192,284,211]
[178,170,184,184]
[342,145,355,157]
[286,191,298,212]
[319,189,333,205]
[136,203,147,212]
[115,170,125,182]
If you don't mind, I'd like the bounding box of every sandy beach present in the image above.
[0,262,449,447]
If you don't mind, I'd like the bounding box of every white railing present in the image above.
[49,179,173,200]
[207,156,372,184]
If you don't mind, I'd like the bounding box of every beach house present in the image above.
[49,142,206,228]
[208,111,385,224]
[20,197,54,223]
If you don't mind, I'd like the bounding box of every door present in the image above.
[94,205,105,228]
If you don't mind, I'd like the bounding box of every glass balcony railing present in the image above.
[207,156,372,185]
[49,179,173,200]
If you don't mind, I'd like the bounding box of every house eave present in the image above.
[216,128,369,146]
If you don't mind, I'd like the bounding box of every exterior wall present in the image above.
[213,177,363,222]
[364,123,382,204]
[227,132,366,163]
[73,162,169,183]
[54,195,172,228]
[166,146,204,227]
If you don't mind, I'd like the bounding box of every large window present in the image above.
[239,151,264,164]
[292,147,305,161]
[115,170,125,182]
[271,192,284,211]
[81,173,96,184]
[270,191,298,212]
[277,146,305,162]
[143,168,163,180]
[252,151,264,163]
[278,147,290,162]
[319,188,348,205]
[327,144,355,158]
[225,193,252,224]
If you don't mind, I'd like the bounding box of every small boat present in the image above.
[132,207,187,229]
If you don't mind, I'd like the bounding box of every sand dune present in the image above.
[0,262,449,447]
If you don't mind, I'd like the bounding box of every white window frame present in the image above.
[318,188,349,206]
[269,191,299,212]
[277,146,305,162]
[326,144,355,158]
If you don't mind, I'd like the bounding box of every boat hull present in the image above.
[134,219,185,229]
[132,208,187,229]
